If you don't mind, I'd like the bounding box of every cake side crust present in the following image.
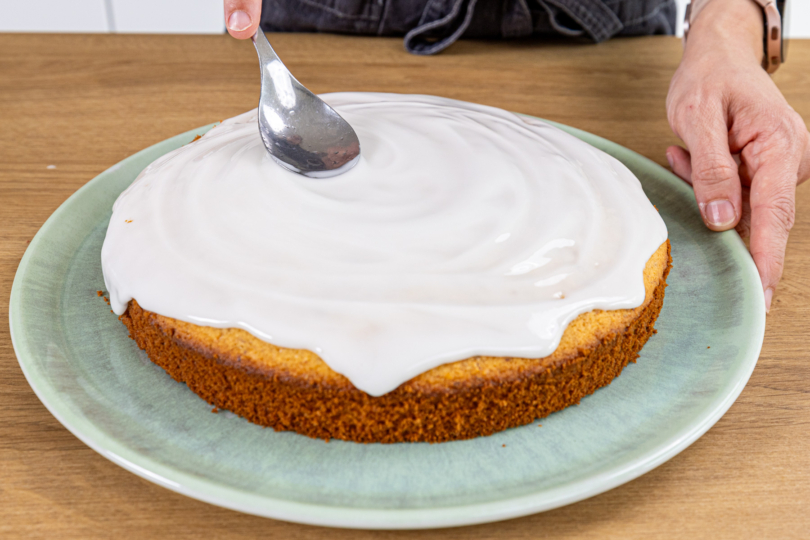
[119,241,671,443]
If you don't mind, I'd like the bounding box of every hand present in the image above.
[224,0,262,39]
[666,0,810,312]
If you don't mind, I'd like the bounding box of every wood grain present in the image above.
[1,33,808,539]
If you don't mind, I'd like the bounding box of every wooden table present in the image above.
[1,33,808,539]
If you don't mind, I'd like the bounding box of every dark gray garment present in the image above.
[260,0,676,55]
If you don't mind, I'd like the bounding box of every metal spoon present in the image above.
[251,30,360,178]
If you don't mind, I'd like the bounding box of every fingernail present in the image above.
[666,151,674,170]
[703,199,736,228]
[228,10,251,32]
[764,287,774,313]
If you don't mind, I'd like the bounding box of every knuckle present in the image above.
[741,108,805,163]
[786,109,807,138]
[692,159,737,186]
[755,192,796,231]
[668,96,705,130]
[766,109,807,153]
[666,106,685,134]
[751,249,785,280]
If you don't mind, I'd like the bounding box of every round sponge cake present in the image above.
[119,240,670,443]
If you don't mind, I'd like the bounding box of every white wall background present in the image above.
[0,0,224,34]
[0,0,807,37]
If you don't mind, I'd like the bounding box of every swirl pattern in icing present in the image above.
[102,93,668,396]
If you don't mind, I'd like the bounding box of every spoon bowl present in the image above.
[252,31,361,178]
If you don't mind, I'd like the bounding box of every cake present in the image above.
[102,93,670,443]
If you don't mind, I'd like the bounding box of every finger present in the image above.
[666,145,693,185]
[799,129,810,185]
[225,0,262,39]
[746,158,797,312]
[735,186,751,241]
[680,107,742,232]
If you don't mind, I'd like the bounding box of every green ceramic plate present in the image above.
[9,118,765,529]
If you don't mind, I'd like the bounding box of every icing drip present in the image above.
[102,93,668,396]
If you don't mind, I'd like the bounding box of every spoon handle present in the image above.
[251,30,282,66]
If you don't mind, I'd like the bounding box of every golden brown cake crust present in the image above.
[120,240,671,443]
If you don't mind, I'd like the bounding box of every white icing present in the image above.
[101,93,667,397]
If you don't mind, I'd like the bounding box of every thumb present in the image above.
[681,108,742,231]
[225,0,262,39]
[666,145,693,185]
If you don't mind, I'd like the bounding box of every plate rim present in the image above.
[9,119,766,530]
